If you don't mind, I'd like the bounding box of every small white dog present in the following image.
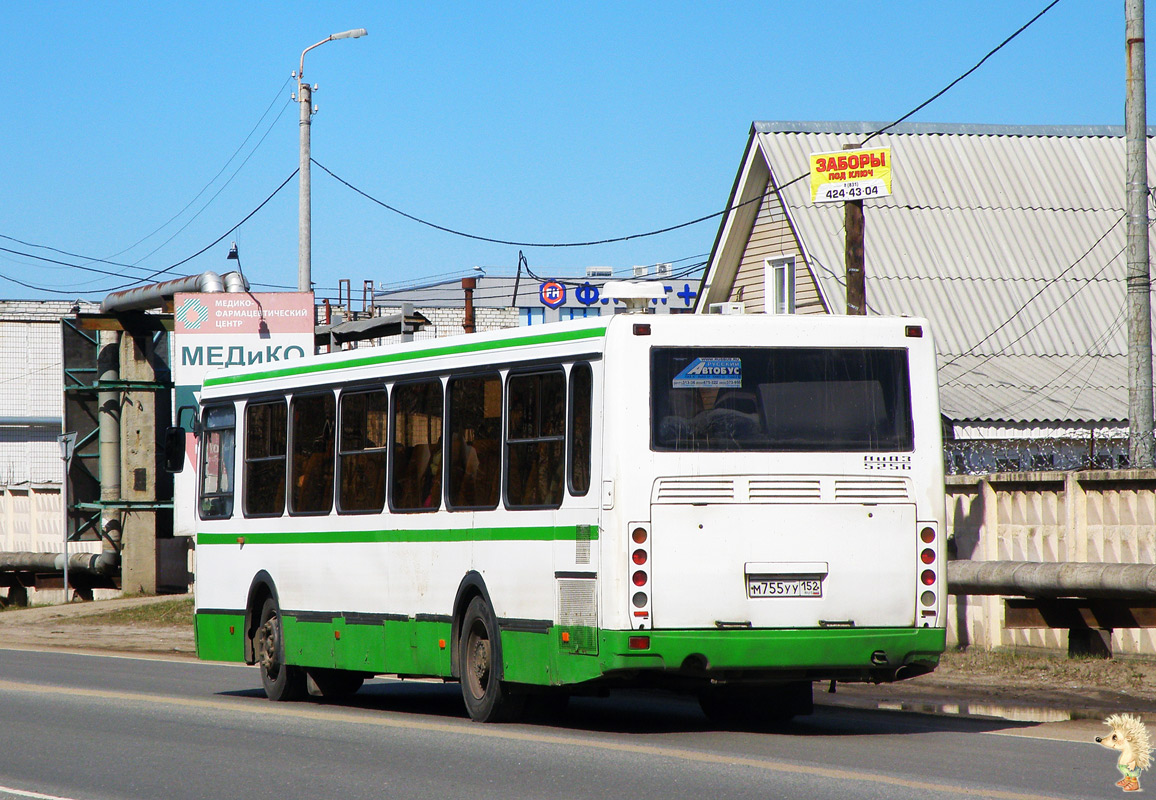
[1096,714,1153,792]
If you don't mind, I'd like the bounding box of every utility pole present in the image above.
[844,143,866,315]
[1126,0,1154,467]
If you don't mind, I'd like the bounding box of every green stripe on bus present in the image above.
[203,325,608,388]
[196,524,599,546]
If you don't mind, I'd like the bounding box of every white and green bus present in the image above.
[191,312,946,723]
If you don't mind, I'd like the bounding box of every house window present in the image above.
[765,257,796,314]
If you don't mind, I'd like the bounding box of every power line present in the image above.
[127,94,295,266]
[107,77,294,264]
[106,169,301,291]
[313,159,730,248]
[860,0,1063,146]
[941,213,1126,379]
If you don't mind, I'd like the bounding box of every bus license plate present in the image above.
[747,578,822,598]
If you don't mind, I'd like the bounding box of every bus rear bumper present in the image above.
[597,626,946,684]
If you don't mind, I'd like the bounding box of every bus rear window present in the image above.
[651,347,913,452]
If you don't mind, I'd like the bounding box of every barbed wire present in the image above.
[945,434,1130,475]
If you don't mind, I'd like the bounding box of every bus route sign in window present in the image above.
[651,347,913,452]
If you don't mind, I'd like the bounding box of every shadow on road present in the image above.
[219,679,1039,738]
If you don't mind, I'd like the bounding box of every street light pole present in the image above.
[296,28,368,294]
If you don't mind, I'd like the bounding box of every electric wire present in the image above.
[128,95,295,266]
[102,169,301,293]
[0,0,1066,299]
[105,76,295,263]
[859,0,1063,146]
[941,212,1126,380]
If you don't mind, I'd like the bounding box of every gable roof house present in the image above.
[696,121,1156,473]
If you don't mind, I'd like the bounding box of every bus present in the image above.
[190,312,946,723]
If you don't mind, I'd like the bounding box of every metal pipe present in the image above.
[100,272,226,313]
[948,559,1156,599]
[0,551,119,577]
[0,417,62,427]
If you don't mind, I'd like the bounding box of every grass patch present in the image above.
[62,598,195,628]
[935,648,1152,693]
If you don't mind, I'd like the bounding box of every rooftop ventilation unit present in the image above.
[585,266,614,279]
[654,263,673,277]
[708,302,745,315]
[633,265,650,278]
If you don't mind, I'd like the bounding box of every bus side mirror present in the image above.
[163,427,186,473]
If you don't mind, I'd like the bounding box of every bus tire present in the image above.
[255,597,306,702]
[459,596,525,723]
[307,668,365,701]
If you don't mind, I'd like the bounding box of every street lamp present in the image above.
[296,28,368,294]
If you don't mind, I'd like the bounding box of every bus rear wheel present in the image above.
[255,597,306,702]
[459,596,525,722]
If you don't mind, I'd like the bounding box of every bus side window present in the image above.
[447,374,501,510]
[568,363,592,496]
[245,400,287,517]
[338,389,388,513]
[391,380,443,512]
[290,392,336,515]
[507,371,565,509]
[199,405,236,519]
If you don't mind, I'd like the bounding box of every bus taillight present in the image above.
[921,569,935,586]
[629,523,652,629]
[920,526,935,544]
[920,548,935,564]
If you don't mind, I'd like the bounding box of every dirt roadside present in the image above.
[3,595,1155,724]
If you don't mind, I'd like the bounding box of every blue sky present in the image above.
[0,1,1135,303]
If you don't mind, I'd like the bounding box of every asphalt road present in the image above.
[0,648,1122,800]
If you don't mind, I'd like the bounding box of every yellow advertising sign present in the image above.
[809,148,892,204]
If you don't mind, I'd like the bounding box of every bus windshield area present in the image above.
[651,347,914,452]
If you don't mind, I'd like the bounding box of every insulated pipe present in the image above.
[100,272,226,313]
[0,551,119,578]
[98,331,122,550]
[222,271,250,293]
[948,560,1156,599]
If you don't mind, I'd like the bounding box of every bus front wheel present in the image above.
[459,596,525,723]
[255,597,306,702]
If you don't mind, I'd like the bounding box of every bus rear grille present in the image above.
[748,479,822,502]
[654,478,735,503]
[834,478,910,502]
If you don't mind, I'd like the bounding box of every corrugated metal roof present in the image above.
[740,123,1156,425]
